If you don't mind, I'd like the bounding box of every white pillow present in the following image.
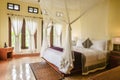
[91,40,106,51]
[76,39,84,48]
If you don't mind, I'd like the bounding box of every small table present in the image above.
[109,51,120,68]
[0,47,14,60]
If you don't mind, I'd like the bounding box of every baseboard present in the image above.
[13,53,40,58]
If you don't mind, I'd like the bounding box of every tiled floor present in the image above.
[0,56,104,80]
[0,56,41,80]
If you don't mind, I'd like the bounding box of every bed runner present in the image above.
[29,61,64,80]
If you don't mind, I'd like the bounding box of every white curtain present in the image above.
[41,20,52,57]
[47,22,52,35]
[25,18,38,52]
[40,0,74,74]
[54,23,62,46]
[11,16,23,53]
[60,24,73,74]
[47,24,52,47]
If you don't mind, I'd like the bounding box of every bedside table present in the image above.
[0,47,14,60]
[109,51,120,68]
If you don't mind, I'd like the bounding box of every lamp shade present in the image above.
[112,37,120,44]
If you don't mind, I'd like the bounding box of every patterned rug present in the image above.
[29,61,63,80]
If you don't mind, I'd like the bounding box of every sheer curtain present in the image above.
[54,23,62,47]
[60,24,73,73]
[40,0,104,74]
[25,18,38,52]
[40,0,74,73]
[41,20,52,57]
[11,16,23,53]
[47,22,52,46]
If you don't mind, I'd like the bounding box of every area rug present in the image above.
[29,61,63,80]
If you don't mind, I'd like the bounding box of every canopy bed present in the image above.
[39,0,108,76]
[42,39,107,76]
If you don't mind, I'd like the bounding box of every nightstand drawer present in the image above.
[109,51,120,68]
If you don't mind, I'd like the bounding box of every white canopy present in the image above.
[40,0,105,74]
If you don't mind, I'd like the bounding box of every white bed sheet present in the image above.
[43,47,107,74]
[73,46,107,66]
[43,48,63,69]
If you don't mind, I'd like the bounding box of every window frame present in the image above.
[8,18,37,49]
[28,6,39,14]
[7,3,20,11]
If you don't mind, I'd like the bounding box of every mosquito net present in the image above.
[40,0,105,74]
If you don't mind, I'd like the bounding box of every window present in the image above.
[28,6,38,14]
[7,3,20,11]
[42,23,62,47]
[53,24,62,47]
[47,27,52,47]
[9,18,37,50]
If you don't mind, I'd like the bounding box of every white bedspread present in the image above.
[43,48,63,69]
[73,46,106,66]
[43,47,107,74]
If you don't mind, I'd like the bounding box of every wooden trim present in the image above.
[7,13,43,19]
[50,26,53,47]
[21,19,26,49]
[13,53,40,58]
[8,17,11,47]
[41,20,43,45]
[34,31,37,49]
[60,33,62,46]
[42,57,65,77]
[43,57,82,77]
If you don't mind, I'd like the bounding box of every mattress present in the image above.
[73,46,107,66]
[43,48,63,70]
[43,47,107,74]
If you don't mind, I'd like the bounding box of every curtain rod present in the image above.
[7,13,43,19]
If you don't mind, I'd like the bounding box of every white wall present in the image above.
[71,0,109,40]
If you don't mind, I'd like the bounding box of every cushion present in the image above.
[50,47,63,52]
[82,38,93,48]
[76,39,84,48]
[91,40,106,51]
